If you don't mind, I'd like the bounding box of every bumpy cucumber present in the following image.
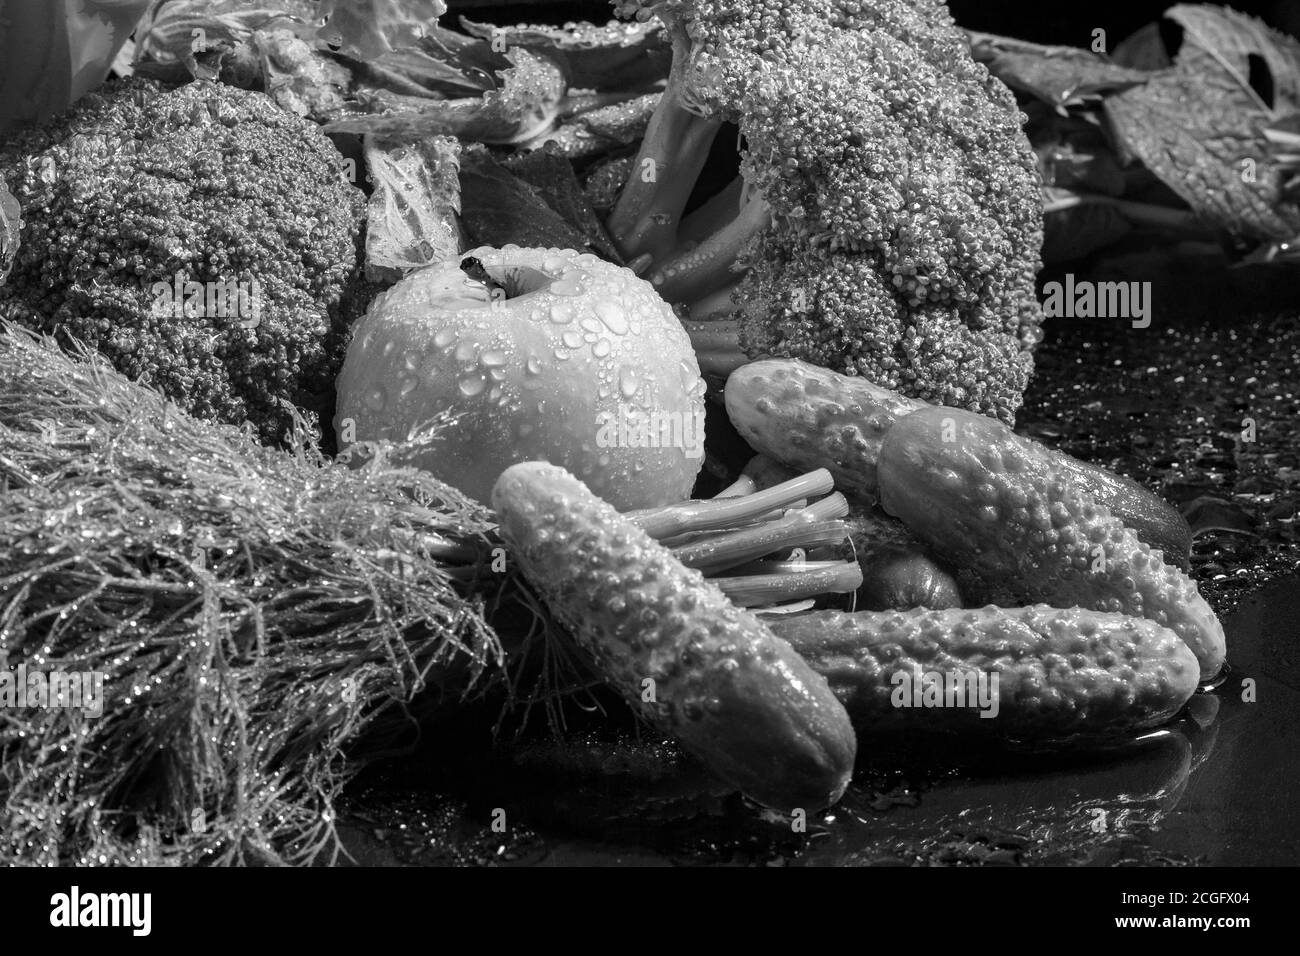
[492,461,857,811]
[725,359,1191,564]
[843,506,963,612]
[725,359,921,498]
[769,606,1200,738]
[877,406,1225,680]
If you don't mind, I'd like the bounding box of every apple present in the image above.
[335,245,707,510]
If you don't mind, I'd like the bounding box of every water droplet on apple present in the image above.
[365,386,387,411]
[618,368,640,398]
[549,303,574,324]
[593,339,611,358]
[526,356,543,376]
[542,256,567,274]
[562,331,584,349]
[433,329,455,349]
[454,341,477,363]
[480,348,508,367]
[594,300,629,335]
[551,272,585,296]
[458,376,486,397]
[399,376,417,397]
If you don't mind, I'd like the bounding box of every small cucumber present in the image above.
[877,406,1225,680]
[725,359,921,499]
[724,359,1192,564]
[843,506,963,611]
[769,606,1200,738]
[492,461,857,811]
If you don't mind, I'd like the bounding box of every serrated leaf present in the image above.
[363,135,463,283]
[967,30,1151,109]
[459,17,669,91]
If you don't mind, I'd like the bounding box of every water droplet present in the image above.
[433,329,455,349]
[458,376,486,397]
[526,356,543,376]
[593,339,611,358]
[594,300,629,335]
[399,376,417,397]
[551,272,585,296]
[542,256,568,274]
[580,317,603,335]
[365,386,387,411]
[403,351,420,371]
[562,331,584,349]
[480,348,508,367]
[549,303,575,324]
[488,367,508,381]
[618,368,640,398]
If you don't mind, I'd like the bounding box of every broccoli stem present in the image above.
[607,18,723,264]
[683,318,748,377]
[650,189,770,303]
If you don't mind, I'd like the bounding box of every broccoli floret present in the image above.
[607,1,1044,423]
[0,79,366,442]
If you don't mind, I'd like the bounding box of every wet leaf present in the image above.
[1,181,19,286]
[459,16,669,91]
[967,31,1151,108]
[1105,6,1300,241]
[325,48,565,144]
[458,148,596,254]
[502,145,623,263]
[363,135,463,283]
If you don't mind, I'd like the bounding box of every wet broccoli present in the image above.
[608,1,1044,423]
[0,78,366,442]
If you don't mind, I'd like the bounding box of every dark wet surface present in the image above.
[337,310,1300,866]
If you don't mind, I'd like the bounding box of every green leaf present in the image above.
[458,148,600,254]
[458,16,669,91]
[1,181,19,286]
[316,0,447,61]
[967,30,1151,109]
[1104,5,1300,241]
[502,145,624,263]
[363,135,463,283]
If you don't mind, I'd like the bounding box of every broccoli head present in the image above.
[607,1,1044,423]
[0,79,366,442]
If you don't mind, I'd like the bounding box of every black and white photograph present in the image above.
[0,0,1295,921]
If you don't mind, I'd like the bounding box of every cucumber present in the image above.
[843,506,963,611]
[725,359,921,499]
[725,359,1192,565]
[492,461,857,811]
[877,406,1225,681]
[769,606,1201,738]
